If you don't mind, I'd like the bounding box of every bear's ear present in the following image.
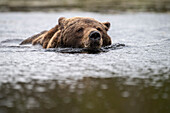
[103,22,110,31]
[58,17,66,29]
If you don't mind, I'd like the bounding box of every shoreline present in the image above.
[0,0,170,13]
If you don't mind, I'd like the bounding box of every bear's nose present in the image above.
[89,31,101,40]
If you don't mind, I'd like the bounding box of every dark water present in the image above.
[0,12,170,113]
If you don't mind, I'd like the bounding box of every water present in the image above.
[0,12,170,113]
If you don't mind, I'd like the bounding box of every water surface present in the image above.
[0,12,170,113]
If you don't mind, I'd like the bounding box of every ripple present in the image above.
[45,43,125,53]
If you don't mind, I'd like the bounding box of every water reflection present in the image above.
[0,77,169,113]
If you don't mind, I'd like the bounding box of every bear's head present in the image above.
[58,17,112,49]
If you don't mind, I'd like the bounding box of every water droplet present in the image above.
[26,84,33,90]
[101,84,108,89]
[121,91,130,98]
[35,86,45,92]
[26,97,39,108]
[14,84,21,90]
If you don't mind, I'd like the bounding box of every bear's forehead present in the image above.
[68,17,96,22]
[65,18,103,28]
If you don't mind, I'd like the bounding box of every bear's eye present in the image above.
[76,27,84,32]
[97,27,102,32]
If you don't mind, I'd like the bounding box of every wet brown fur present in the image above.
[20,17,112,49]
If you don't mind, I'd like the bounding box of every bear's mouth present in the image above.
[84,40,102,50]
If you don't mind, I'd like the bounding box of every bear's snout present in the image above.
[89,31,101,40]
[86,30,102,49]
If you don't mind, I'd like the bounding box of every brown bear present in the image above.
[20,17,112,50]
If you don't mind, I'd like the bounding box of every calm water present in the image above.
[0,12,170,113]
